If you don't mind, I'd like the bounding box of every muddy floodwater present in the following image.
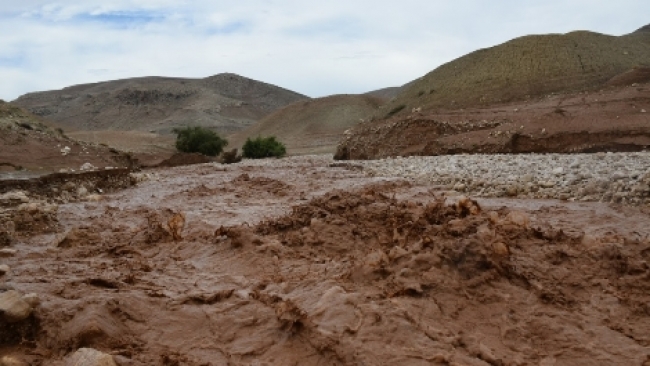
[2,156,650,365]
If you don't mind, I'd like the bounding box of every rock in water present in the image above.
[77,186,89,197]
[22,293,40,308]
[80,163,96,171]
[65,348,117,366]
[0,290,33,322]
[0,356,29,366]
[0,264,9,275]
[219,148,243,164]
[0,248,17,257]
[167,212,186,242]
[492,242,510,257]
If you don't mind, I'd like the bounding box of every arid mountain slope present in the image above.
[635,24,650,33]
[228,94,384,155]
[364,86,403,100]
[0,101,134,174]
[13,73,309,136]
[380,25,650,116]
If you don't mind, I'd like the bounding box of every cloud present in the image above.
[1,0,648,101]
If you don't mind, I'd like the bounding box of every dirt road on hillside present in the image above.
[2,156,650,365]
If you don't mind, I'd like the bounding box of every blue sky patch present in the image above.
[74,10,164,28]
[205,20,249,36]
[0,54,26,68]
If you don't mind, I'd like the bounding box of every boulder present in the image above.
[77,186,89,197]
[0,191,29,207]
[22,293,40,308]
[0,290,33,322]
[80,163,97,171]
[218,148,243,164]
[0,248,17,257]
[65,348,117,366]
[0,231,12,247]
[0,356,28,366]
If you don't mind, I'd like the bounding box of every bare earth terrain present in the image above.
[2,156,650,365]
[336,81,650,160]
[0,101,136,176]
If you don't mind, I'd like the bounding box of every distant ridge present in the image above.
[381,25,650,114]
[364,86,403,100]
[13,73,309,135]
[228,94,384,155]
[634,24,650,33]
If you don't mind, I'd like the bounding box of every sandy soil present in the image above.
[2,156,650,365]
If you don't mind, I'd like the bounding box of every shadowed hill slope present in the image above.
[228,94,384,155]
[13,73,309,136]
[381,26,650,116]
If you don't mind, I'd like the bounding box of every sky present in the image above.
[0,1,648,101]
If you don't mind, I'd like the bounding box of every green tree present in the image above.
[173,126,228,156]
[242,136,286,159]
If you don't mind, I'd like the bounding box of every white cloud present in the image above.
[1,0,648,101]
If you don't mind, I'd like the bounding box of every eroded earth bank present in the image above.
[2,156,650,365]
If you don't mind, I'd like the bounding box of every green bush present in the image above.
[242,136,286,159]
[173,126,228,156]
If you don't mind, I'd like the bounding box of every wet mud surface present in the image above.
[2,156,650,365]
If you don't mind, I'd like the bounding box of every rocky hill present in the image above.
[379,25,650,116]
[335,24,650,160]
[13,73,309,136]
[0,101,135,175]
[228,94,384,155]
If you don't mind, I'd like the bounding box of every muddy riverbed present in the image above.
[1,155,650,365]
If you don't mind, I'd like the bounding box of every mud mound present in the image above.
[256,189,526,290]
[228,94,384,155]
[214,186,649,364]
[381,25,650,115]
[13,73,308,137]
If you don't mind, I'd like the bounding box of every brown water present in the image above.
[2,157,650,365]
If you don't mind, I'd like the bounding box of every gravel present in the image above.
[356,152,650,205]
[146,152,650,206]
